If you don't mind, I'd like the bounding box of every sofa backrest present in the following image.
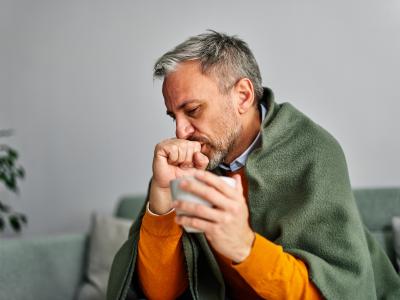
[115,188,400,266]
[0,234,87,300]
[115,195,146,220]
[353,187,400,266]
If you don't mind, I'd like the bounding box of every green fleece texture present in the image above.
[107,88,400,300]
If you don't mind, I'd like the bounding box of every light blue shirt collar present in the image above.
[219,104,267,172]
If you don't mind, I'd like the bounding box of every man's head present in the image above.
[153,30,263,170]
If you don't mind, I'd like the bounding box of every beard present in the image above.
[189,105,242,170]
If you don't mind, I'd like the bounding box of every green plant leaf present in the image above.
[7,148,18,160]
[0,142,25,196]
[4,156,15,167]
[0,216,4,231]
[19,213,28,224]
[5,177,17,192]
[17,167,25,178]
[9,215,21,232]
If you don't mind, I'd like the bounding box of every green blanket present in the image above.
[107,88,400,300]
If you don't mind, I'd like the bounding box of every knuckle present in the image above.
[192,140,201,148]
[177,139,186,145]
[189,141,200,152]
[154,143,162,154]
[185,144,193,153]
[156,138,172,149]
[179,142,187,150]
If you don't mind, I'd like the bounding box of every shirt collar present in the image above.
[219,103,267,172]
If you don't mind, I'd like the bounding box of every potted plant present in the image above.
[0,129,27,233]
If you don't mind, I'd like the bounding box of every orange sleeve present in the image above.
[232,233,323,300]
[136,206,188,300]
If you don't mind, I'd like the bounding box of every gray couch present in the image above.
[0,188,399,300]
[0,195,145,300]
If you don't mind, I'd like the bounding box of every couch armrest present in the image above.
[0,233,87,300]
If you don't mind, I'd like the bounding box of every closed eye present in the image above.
[186,107,200,117]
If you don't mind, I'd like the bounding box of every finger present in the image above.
[177,143,186,164]
[172,200,223,223]
[194,170,238,200]
[193,152,209,170]
[166,144,179,164]
[179,178,231,209]
[175,214,214,233]
[182,143,194,168]
[193,142,201,153]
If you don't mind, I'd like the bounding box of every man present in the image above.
[108,30,400,300]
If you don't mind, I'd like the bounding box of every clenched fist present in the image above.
[149,138,209,214]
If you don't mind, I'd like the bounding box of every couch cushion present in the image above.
[115,195,146,220]
[392,216,400,272]
[353,188,400,268]
[76,214,132,300]
[353,188,400,231]
[0,234,86,300]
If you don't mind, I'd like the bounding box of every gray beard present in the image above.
[206,149,227,170]
[206,123,241,171]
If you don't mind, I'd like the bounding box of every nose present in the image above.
[175,116,194,139]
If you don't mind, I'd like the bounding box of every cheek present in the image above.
[194,124,213,141]
[192,111,222,141]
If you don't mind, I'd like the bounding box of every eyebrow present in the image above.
[166,99,199,118]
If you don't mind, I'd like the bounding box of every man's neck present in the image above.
[224,106,261,165]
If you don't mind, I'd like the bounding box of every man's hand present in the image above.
[149,138,209,215]
[172,170,255,263]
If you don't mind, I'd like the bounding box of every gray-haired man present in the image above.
[107,30,400,300]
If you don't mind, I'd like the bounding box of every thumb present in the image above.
[193,151,209,170]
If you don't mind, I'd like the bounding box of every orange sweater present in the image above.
[137,170,322,299]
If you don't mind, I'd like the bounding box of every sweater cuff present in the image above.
[147,201,175,216]
[141,202,183,237]
[232,233,283,279]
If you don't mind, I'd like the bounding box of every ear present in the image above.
[233,78,255,114]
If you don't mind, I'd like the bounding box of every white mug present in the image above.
[170,175,236,233]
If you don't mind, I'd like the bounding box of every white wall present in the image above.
[1,0,399,236]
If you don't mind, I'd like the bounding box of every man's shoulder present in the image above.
[263,101,346,163]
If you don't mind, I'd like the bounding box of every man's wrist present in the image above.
[232,231,256,264]
[148,180,173,214]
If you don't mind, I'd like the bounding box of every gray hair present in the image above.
[153,30,263,101]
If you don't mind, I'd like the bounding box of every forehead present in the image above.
[162,61,221,110]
